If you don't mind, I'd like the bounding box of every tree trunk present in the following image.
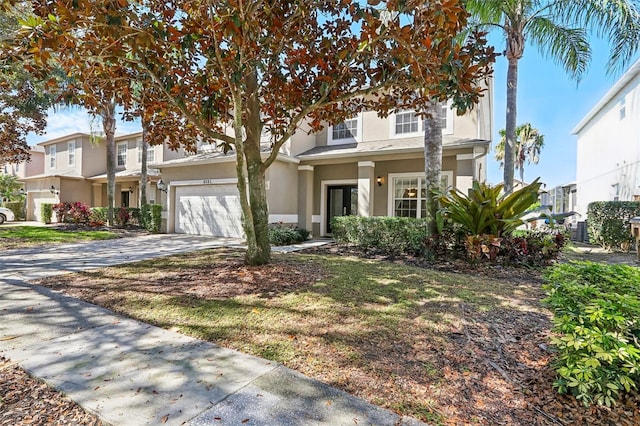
[140,115,148,206]
[103,101,117,226]
[423,100,443,237]
[504,56,518,194]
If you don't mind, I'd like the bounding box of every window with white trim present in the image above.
[67,141,75,166]
[328,115,361,145]
[49,145,56,169]
[441,103,454,134]
[117,142,127,167]
[390,172,453,218]
[395,111,419,135]
[137,140,156,164]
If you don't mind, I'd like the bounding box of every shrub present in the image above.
[53,202,91,224]
[543,262,640,407]
[587,201,640,250]
[4,201,24,220]
[439,179,542,237]
[90,207,108,225]
[332,216,427,256]
[268,223,310,246]
[141,204,162,233]
[41,203,53,224]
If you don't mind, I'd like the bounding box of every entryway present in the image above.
[326,185,357,233]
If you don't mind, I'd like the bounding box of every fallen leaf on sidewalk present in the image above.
[0,336,18,341]
[161,414,169,423]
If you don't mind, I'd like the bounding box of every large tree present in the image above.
[0,3,52,164]
[495,123,544,184]
[17,0,493,265]
[467,0,640,194]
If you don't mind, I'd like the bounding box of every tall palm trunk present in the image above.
[504,56,518,194]
[424,100,443,236]
[103,101,117,226]
[140,114,149,206]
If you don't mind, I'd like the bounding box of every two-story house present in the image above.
[155,94,492,238]
[572,58,640,218]
[21,132,185,221]
[1,146,45,181]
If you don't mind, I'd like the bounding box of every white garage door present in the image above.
[30,194,57,222]
[175,184,244,238]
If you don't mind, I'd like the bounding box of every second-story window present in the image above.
[49,145,56,169]
[395,111,419,135]
[328,115,361,145]
[117,142,127,167]
[68,141,76,166]
[137,140,157,164]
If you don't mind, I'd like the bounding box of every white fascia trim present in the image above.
[456,154,474,160]
[298,165,314,172]
[358,161,375,168]
[269,214,298,223]
[157,153,298,169]
[169,178,238,187]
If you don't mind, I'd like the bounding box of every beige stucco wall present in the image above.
[79,137,107,178]
[266,161,298,215]
[59,178,92,206]
[160,162,237,183]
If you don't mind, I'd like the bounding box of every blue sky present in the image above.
[28,34,626,190]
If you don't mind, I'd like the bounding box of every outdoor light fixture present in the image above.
[156,179,168,193]
[50,185,60,195]
[376,176,383,187]
[128,186,134,193]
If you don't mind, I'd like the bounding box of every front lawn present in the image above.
[0,226,118,249]
[36,248,639,424]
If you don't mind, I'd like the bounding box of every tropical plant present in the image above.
[467,0,640,194]
[14,1,494,265]
[439,178,542,237]
[0,174,22,202]
[495,123,544,184]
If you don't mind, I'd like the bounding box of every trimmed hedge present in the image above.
[141,204,162,233]
[543,262,640,407]
[587,201,640,250]
[332,216,428,256]
[41,203,53,224]
[3,201,24,220]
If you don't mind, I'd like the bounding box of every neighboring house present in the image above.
[572,58,640,218]
[156,92,493,238]
[1,146,45,180]
[21,132,185,221]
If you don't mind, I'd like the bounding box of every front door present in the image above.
[121,191,130,207]
[327,185,358,233]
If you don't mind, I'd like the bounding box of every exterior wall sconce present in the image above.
[376,176,383,187]
[157,179,168,193]
[128,186,134,193]
[50,185,60,195]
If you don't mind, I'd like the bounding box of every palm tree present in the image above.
[467,0,640,194]
[495,123,544,184]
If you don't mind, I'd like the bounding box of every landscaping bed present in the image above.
[30,246,639,425]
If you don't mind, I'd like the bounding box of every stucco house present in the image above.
[1,146,45,181]
[21,132,184,221]
[572,58,640,218]
[156,94,493,238]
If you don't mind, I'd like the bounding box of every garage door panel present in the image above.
[175,185,244,238]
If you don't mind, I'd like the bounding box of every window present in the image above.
[137,140,156,164]
[49,145,56,169]
[389,172,453,218]
[68,141,76,166]
[328,115,361,145]
[619,96,626,120]
[395,111,419,135]
[117,142,127,167]
[441,102,454,134]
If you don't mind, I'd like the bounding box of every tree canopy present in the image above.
[9,0,495,264]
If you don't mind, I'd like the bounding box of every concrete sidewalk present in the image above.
[0,235,424,425]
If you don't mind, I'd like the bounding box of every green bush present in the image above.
[439,179,542,237]
[332,216,428,256]
[141,204,162,233]
[4,201,24,220]
[90,207,108,225]
[543,262,640,407]
[587,201,640,250]
[268,223,310,246]
[41,203,53,224]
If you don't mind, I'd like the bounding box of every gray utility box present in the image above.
[630,217,640,261]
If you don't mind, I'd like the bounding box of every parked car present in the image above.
[0,207,15,224]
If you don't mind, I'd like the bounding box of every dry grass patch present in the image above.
[36,248,639,425]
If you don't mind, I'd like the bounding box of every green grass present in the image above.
[38,249,547,422]
[0,226,118,248]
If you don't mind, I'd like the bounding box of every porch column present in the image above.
[455,154,474,194]
[357,161,375,217]
[297,165,314,232]
[92,183,102,207]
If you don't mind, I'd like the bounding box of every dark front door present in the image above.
[121,191,130,207]
[327,185,357,233]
